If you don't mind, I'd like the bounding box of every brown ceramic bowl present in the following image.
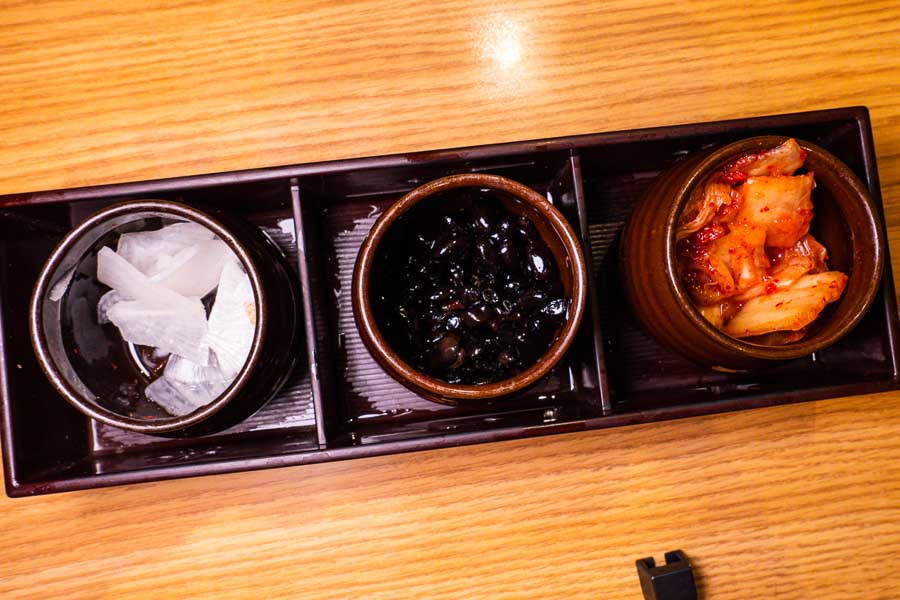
[621,135,884,370]
[353,173,587,402]
[29,200,300,437]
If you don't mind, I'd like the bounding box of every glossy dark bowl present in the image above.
[29,200,300,437]
[620,136,884,370]
[353,173,587,402]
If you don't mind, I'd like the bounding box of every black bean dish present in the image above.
[370,190,570,385]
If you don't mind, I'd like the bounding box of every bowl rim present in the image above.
[664,135,884,360]
[28,199,267,433]
[352,173,587,400]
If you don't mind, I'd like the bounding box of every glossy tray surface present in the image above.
[2,107,897,496]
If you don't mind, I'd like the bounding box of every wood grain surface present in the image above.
[2,1,900,598]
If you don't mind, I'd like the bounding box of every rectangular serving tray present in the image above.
[2,106,897,497]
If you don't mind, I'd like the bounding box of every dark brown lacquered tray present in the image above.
[2,107,897,497]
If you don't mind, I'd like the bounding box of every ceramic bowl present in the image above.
[620,136,884,370]
[352,173,587,402]
[29,200,300,436]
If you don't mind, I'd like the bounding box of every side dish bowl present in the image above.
[620,136,884,370]
[353,173,587,402]
[29,200,300,437]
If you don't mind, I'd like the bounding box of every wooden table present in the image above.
[2,2,899,598]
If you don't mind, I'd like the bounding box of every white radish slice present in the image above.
[117,222,215,277]
[106,299,209,365]
[151,239,232,298]
[206,258,256,378]
[145,353,231,416]
[48,266,76,302]
[153,222,217,240]
[145,376,202,417]
[145,245,197,283]
[163,353,231,407]
[97,290,123,324]
[97,247,196,307]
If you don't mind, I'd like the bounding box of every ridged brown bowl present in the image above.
[29,200,300,437]
[353,173,587,402]
[620,136,884,370]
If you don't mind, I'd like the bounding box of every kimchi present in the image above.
[676,139,847,343]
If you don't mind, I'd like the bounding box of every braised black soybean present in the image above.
[370,190,569,385]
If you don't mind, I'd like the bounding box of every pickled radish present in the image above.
[206,258,255,378]
[106,299,209,365]
[96,221,256,416]
[117,222,215,277]
[151,239,231,298]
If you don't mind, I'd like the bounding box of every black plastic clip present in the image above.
[635,550,698,600]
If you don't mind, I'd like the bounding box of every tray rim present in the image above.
[2,105,898,497]
[7,379,898,497]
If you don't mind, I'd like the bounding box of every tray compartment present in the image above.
[0,206,91,485]
[577,114,899,413]
[0,179,320,492]
[295,152,607,445]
